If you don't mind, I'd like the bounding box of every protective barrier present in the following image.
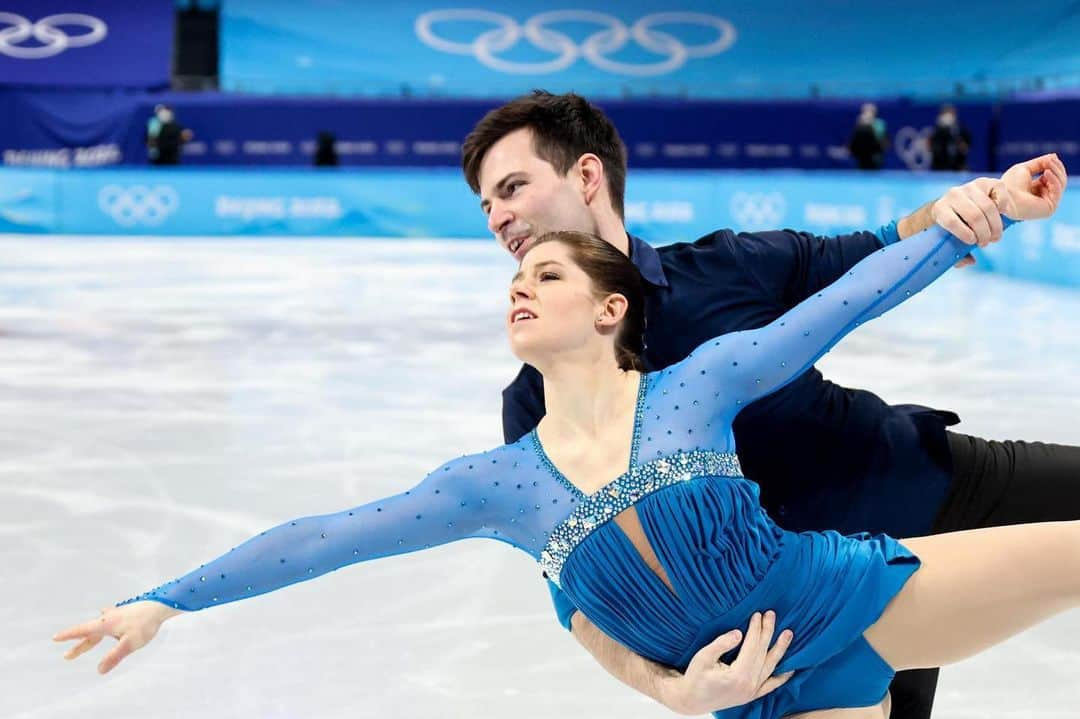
[0,90,1055,173]
[997,98,1080,169]
[3,90,1078,173]
[2,166,1077,287]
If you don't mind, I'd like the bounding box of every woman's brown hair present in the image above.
[531,231,645,372]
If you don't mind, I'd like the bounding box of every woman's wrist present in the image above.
[135,600,186,621]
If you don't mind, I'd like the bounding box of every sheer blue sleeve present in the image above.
[680,228,970,424]
[118,453,506,611]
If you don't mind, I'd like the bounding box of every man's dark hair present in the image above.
[462,90,628,219]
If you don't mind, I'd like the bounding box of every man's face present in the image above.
[477,127,596,262]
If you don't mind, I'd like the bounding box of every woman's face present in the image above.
[506,241,605,365]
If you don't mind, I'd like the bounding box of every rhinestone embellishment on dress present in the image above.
[540,450,742,586]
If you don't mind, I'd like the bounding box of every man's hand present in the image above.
[930,179,1004,250]
[662,611,795,716]
[997,153,1068,221]
[899,177,1004,268]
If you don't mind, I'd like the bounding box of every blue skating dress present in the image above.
[121,229,971,718]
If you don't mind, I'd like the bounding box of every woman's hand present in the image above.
[997,153,1068,221]
[53,601,184,674]
[663,611,795,715]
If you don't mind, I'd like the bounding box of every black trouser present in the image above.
[888,432,1080,719]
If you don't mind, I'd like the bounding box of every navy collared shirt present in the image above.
[502,225,959,540]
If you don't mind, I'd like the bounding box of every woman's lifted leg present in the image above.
[866,520,1080,671]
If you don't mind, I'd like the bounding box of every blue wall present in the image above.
[0,0,173,89]
[1,166,1077,287]
[221,0,1080,98]
[4,92,1077,173]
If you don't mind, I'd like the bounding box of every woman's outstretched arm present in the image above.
[53,452,502,673]
[677,226,972,422]
[120,454,498,611]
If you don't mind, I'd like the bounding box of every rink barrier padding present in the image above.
[0,166,1077,287]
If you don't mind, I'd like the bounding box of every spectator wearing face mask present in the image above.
[146,104,194,166]
[929,104,972,171]
[847,102,889,170]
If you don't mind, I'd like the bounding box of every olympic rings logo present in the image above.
[730,192,786,228]
[98,185,179,227]
[414,9,736,76]
[0,13,107,59]
[895,126,933,170]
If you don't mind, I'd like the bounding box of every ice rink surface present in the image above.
[4,237,1080,719]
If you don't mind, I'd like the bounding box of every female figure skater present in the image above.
[56,226,1080,719]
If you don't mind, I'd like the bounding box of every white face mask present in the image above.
[158,110,174,123]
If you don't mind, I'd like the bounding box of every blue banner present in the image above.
[0,91,1011,172]
[1,166,1077,287]
[2,86,1075,174]
[221,0,1078,99]
[0,1,173,88]
[0,89,145,167]
[997,98,1080,173]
